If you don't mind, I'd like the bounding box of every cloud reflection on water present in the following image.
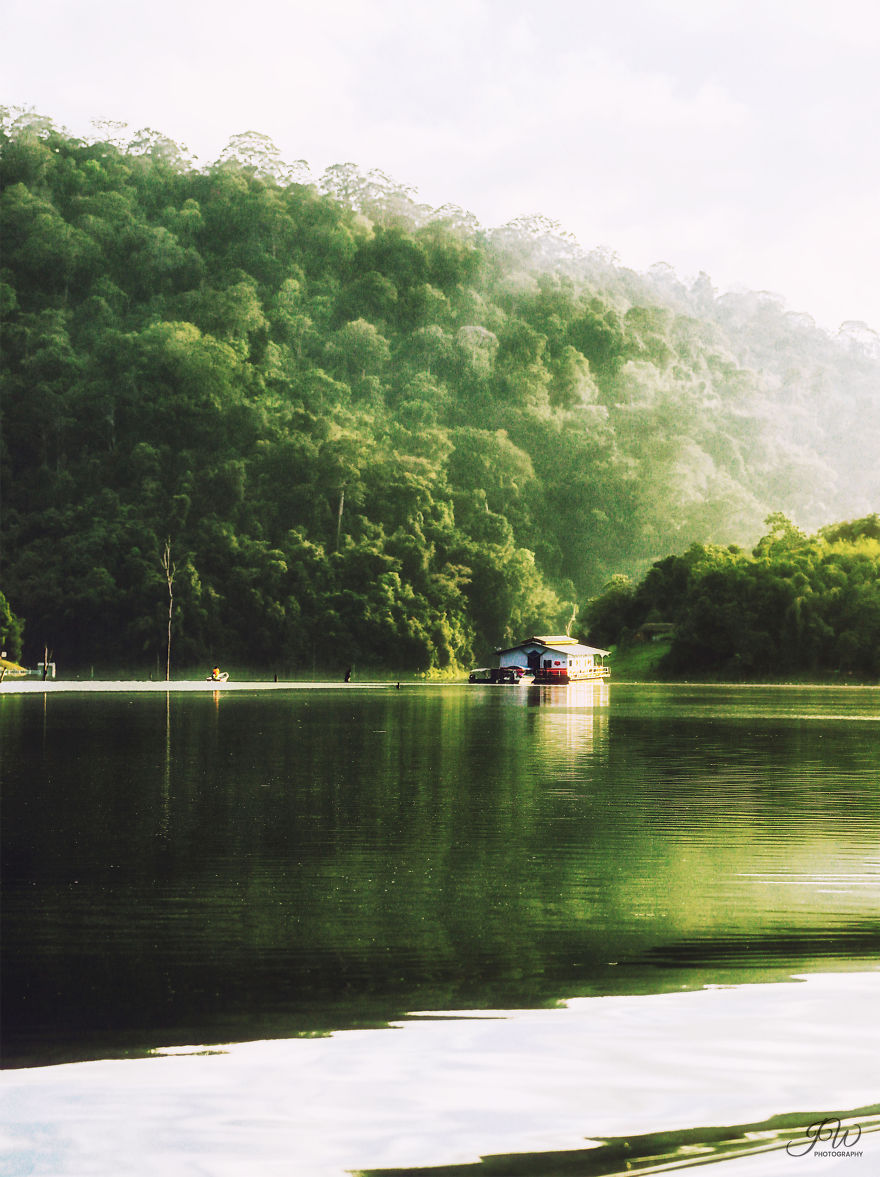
[2,972,878,1177]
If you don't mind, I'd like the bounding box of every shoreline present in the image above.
[0,678,417,694]
[1,677,878,695]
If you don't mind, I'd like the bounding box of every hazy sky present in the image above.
[5,0,880,331]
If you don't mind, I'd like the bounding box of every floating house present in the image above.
[495,635,610,683]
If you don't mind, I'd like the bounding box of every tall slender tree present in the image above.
[161,539,175,681]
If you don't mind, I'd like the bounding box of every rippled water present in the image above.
[2,681,879,1174]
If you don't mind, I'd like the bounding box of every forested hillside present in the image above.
[2,113,879,673]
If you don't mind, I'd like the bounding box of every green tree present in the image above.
[579,575,637,648]
[0,590,25,661]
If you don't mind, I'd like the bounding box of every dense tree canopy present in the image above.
[581,515,880,680]
[2,112,879,674]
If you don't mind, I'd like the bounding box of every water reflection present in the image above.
[521,681,610,755]
[2,973,878,1177]
[1,684,879,1069]
[160,690,171,839]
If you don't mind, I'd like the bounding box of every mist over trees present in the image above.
[2,109,879,673]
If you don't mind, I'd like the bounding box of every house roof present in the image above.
[496,636,610,657]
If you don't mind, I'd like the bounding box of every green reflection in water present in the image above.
[2,683,878,1066]
[361,1106,880,1177]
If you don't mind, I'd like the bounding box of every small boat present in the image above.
[206,670,229,683]
[468,666,534,685]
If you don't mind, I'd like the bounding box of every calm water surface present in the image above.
[2,682,879,1174]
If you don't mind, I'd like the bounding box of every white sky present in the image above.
[4,0,880,331]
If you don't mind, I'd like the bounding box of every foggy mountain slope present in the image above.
[634,262,880,522]
[488,226,880,528]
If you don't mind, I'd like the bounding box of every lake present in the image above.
[1,681,879,1175]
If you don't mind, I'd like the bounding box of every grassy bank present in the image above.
[606,642,672,682]
[607,641,878,685]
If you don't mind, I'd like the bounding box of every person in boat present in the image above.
[210,666,224,681]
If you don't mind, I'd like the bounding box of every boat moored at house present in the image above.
[495,635,610,684]
[468,666,535,685]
